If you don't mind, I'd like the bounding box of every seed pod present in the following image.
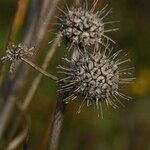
[58,46,134,117]
[61,4,119,48]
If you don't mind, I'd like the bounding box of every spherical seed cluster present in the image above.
[62,7,104,46]
[59,46,134,116]
[61,50,119,102]
[1,43,34,73]
[55,2,135,117]
[57,3,134,116]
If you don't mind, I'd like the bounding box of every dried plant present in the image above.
[58,46,134,117]
[1,43,58,81]
[48,1,135,150]
[60,4,119,48]
[0,0,136,150]
[1,43,34,73]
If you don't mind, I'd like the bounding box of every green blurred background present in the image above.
[0,0,150,149]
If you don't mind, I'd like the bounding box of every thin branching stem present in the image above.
[22,33,62,111]
[21,57,58,81]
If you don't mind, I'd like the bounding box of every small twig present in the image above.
[21,57,58,81]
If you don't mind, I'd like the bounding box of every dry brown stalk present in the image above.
[48,0,81,150]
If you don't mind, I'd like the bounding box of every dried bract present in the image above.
[1,43,35,73]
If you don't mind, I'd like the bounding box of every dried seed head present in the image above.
[61,5,118,47]
[1,43,35,73]
[58,47,134,117]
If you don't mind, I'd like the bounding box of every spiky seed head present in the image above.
[1,43,35,73]
[61,6,104,47]
[61,5,117,47]
[59,47,134,117]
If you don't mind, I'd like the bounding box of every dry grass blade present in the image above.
[5,105,30,150]
[36,0,61,45]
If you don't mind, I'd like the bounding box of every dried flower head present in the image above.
[1,43,35,73]
[60,4,118,48]
[58,46,134,117]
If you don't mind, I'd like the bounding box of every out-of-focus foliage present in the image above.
[0,0,150,150]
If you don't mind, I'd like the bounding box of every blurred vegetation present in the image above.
[0,0,150,150]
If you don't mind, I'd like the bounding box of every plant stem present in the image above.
[48,1,81,149]
[21,57,58,81]
[22,33,62,111]
[48,91,69,150]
